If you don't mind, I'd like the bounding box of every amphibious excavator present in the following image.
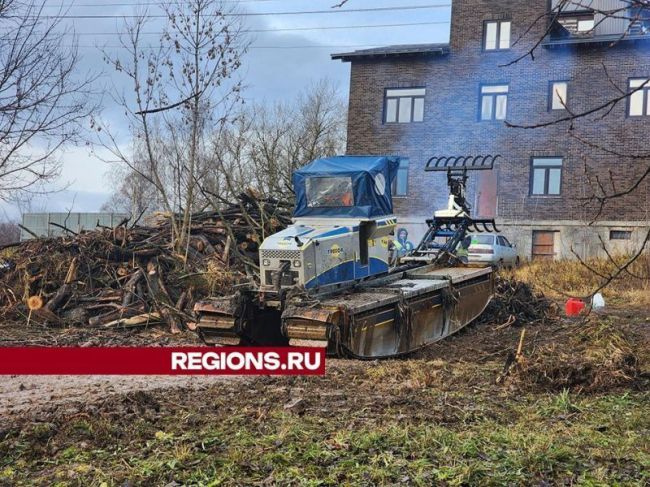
[194,154,501,359]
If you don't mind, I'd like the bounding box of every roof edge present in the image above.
[542,33,650,47]
[331,43,450,62]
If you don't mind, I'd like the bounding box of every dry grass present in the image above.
[506,320,643,393]
[508,253,650,307]
[204,258,243,294]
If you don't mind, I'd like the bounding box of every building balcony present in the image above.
[545,3,650,48]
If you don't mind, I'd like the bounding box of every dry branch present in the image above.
[0,193,290,333]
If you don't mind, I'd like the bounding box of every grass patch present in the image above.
[2,328,648,487]
[507,320,643,393]
[1,388,648,486]
[509,254,650,307]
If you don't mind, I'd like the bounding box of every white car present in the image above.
[466,234,519,268]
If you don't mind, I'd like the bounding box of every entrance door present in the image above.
[475,170,498,218]
[532,231,555,260]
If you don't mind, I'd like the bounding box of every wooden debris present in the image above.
[480,276,558,328]
[103,312,161,328]
[0,193,291,334]
[27,295,44,311]
[515,328,526,361]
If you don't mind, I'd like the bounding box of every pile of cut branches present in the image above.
[479,275,559,329]
[0,193,290,332]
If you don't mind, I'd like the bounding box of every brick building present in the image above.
[332,0,650,260]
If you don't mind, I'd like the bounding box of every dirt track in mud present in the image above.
[1,305,648,423]
[0,322,231,420]
[0,313,518,421]
[0,375,244,420]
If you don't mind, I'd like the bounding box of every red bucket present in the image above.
[565,298,585,316]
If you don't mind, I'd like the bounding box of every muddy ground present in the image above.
[0,305,648,485]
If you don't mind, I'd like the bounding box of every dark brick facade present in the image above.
[337,0,650,257]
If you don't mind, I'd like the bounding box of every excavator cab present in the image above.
[258,156,401,293]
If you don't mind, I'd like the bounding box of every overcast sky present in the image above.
[2,0,451,219]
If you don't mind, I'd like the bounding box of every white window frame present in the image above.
[483,20,511,51]
[628,78,650,117]
[549,81,569,111]
[384,88,426,124]
[577,17,595,32]
[479,84,509,121]
[530,157,563,196]
[557,13,595,34]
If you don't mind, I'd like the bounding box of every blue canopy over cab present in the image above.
[293,156,400,219]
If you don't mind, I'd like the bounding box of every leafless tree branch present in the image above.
[0,0,96,202]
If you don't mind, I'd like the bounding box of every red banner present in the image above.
[0,347,326,375]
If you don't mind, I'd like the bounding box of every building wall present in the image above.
[344,0,650,259]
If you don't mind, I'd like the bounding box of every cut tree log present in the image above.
[222,235,232,267]
[27,295,44,310]
[88,305,145,327]
[32,307,62,325]
[140,261,182,334]
[45,258,78,312]
[121,269,143,307]
[103,312,161,328]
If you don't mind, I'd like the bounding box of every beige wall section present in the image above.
[499,221,649,261]
[393,216,649,261]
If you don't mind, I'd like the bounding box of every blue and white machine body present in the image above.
[259,156,401,291]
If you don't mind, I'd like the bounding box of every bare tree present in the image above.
[98,0,248,251]
[100,162,161,215]
[0,0,94,202]
[104,79,347,222]
[202,80,347,205]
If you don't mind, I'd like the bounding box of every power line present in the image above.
[16,4,452,19]
[62,20,450,36]
[76,43,383,49]
[41,0,294,6]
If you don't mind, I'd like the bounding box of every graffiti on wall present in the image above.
[393,228,414,257]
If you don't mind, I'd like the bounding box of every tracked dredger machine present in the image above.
[195,155,500,358]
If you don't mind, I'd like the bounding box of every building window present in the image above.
[610,230,632,240]
[557,13,595,35]
[392,158,409,196]
[530,157,563,196]
[549,81,569,110]
[629,6,650,35]
[629,78,650,116]
[577,16,595,32]
[384,88,425,124]
[484,20,511,50]
[480,84,509,121]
